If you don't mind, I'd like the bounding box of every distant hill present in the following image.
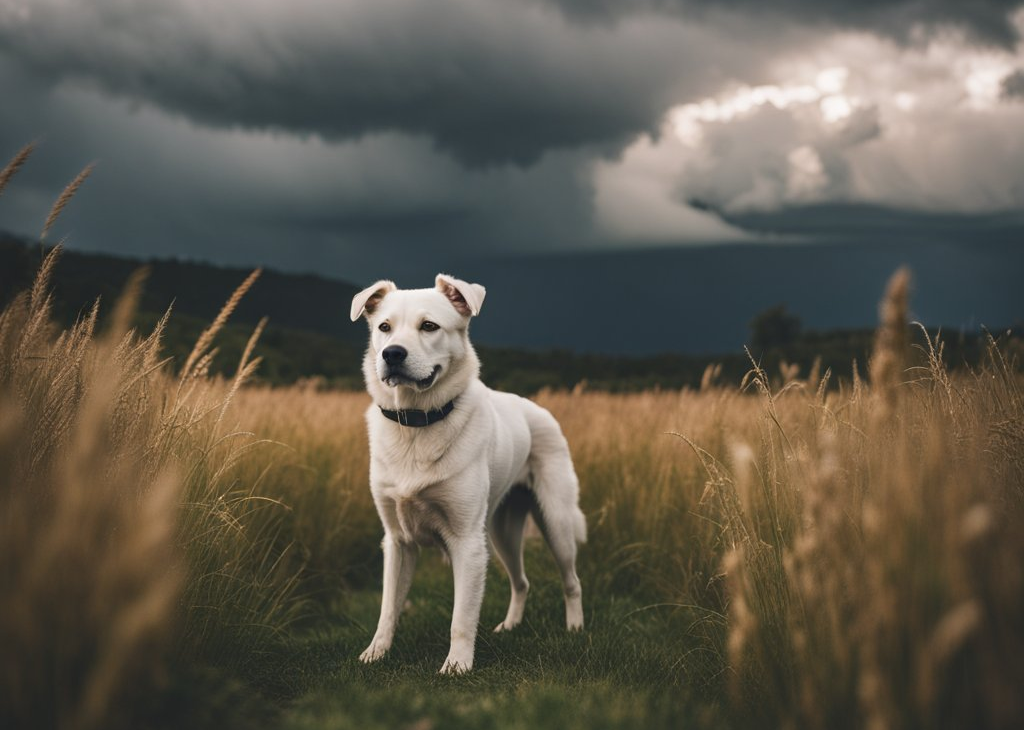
[0,230,363,343]
[0,232,1013,392]
[0,231,375,387]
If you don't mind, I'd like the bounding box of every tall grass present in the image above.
[0,149,308,728]
[711,271,1024,728]
[0,251,182,730]
[222,386,379,595]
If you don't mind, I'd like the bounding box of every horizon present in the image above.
[2,228,1019,358]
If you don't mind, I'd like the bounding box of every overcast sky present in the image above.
[1,0,1023,288]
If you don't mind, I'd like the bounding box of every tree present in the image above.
[750,304,801,351]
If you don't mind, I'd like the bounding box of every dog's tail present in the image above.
[523,398,587,545]
[572,504,587,545]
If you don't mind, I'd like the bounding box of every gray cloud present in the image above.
[1003,68,1024,97]
[540,1,1024,47]
[0,54,602,283]
[2,0,1023,290]
[0,0,772,167]
[671,103,883,213]
[708,203,1024,245]
[4,1,1015,174]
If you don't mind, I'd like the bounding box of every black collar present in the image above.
[379,400,455,427]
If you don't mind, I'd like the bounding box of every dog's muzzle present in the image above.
[383,364,442,389]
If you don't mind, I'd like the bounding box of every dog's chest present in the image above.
[375,430,451,477]
[366,401,491,546]
[391,491,451,547]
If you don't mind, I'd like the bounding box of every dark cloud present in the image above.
[704,202,1024,243]
[2,0,1022,297]
[540,1,1024,47]
[1003,68,1024,98]
[5,1,1015,173]
[0,54,602,282]
[0,0,767,167]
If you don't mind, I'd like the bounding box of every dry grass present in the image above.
[0,247,180,730]
[40,162,95,242]
[0,244,311,728]
[0,147,313,729]
[219,271,1023,728]
[713,272,1024,729]
[0,142,35,197]
[0,155,306,726]
[223,386,377,592]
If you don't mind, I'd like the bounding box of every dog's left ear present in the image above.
[436,274,486,317]
[350,279,397,321]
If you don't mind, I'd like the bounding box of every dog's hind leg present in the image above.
[489,485,533,632]
[525,409,586,632]
[529,493,585,631]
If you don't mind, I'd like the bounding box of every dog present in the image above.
[349,274,586,674]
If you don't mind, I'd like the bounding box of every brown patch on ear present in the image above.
[350,279,397,321]
[439,280,472,316]
[435,274,486,317]
[364,290,386,314]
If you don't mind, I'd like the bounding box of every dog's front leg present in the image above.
[360,534,418,663]
[439,531,488,674]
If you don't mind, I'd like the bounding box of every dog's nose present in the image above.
[382,346,408,366]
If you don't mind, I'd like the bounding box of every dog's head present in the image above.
[350,274,486,397]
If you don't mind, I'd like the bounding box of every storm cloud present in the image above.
[1,0,1023,287]
[1003,67,1024,97]
[0,0,772,167]
[6,1,1021,167]
[0,60,601,277]
[592,24,1024,242]
[542,0,1024,47]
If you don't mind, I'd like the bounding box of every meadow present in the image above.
[2,147,1023,729]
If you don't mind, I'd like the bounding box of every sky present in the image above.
[0,1,1022,352]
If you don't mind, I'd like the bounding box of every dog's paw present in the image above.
[438,655,472,675]
[566,597,584,632]
[359,637,391,664]
[493,619,520,633]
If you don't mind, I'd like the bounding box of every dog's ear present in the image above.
[436,274,486,317]
[350,280,397,321]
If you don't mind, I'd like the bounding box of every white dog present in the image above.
[350,274,586,674]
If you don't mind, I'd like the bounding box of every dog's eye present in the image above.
[420,321,440,332]
[378,322,391,333]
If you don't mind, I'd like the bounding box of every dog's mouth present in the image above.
[383,364,442,390]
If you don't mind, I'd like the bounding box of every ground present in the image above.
[235,544,727,730]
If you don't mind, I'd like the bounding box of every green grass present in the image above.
[230,544,728,730]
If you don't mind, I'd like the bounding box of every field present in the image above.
[3,245,1023,729]
[2,143,1023,730]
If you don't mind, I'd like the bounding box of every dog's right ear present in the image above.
[436,274,486,317]
[350,280,396,321]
